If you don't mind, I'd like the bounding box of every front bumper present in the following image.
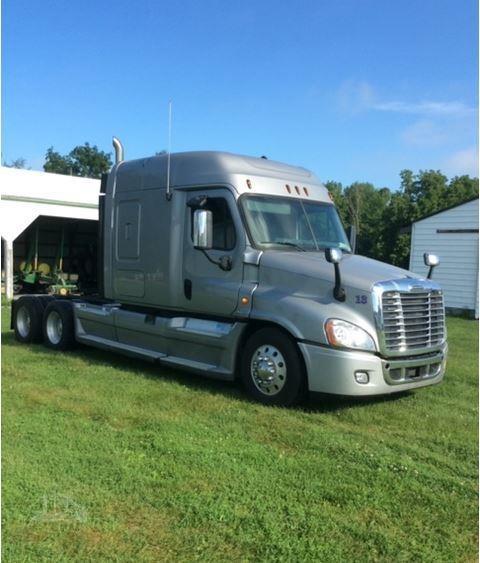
[298,341,447,396]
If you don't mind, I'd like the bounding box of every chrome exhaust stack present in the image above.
[112,137,124,164]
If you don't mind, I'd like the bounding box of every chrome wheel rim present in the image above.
[46,311,63,345]
[250,344,287,396]
[16,306,31,338]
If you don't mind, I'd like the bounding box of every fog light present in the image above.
[354,371,369,384]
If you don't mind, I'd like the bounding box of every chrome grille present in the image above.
[381,290,445,352]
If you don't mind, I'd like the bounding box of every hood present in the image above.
[259,251,419,293]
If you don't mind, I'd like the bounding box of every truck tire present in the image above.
[241,327,307,406]
[10,295,55,330]
[42,300,76,350]
[12,296,44,343]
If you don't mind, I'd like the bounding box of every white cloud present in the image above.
[338,80,475,117]
[372,100,473,117]
[401,120,448,147]
[337,80,375,114]
[442,147,479,177]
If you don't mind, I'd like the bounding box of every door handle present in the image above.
[218,255,232,271]
[184,279,192,300]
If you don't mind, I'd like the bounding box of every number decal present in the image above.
[355,295,368,304]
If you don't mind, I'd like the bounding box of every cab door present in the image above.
[182,187,245,316]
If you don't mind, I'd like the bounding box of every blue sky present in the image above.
[2,0,478,187]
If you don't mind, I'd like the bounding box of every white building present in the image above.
[409,198,479,318]
[0,167,100,299]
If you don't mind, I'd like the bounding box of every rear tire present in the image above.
[241,327,307,406]
[13,296,44,343]
[42,301,75,350]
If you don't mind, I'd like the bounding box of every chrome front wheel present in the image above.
[250,344,287,396]
[241,327,307,406]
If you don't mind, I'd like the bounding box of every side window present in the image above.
[190,197,236,251]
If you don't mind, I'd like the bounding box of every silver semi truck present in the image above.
[11,144,447,405]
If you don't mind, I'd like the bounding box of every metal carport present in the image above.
[0,166,100,299]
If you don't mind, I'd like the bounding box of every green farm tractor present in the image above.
[14,225,78,296]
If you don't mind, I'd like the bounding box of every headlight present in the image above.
[325,319,376,352]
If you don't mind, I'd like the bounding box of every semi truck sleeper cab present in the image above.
[12,145,447,406]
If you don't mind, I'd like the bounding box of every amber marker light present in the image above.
[241,297,249,305]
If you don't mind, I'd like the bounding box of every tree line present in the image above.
[5,143,478,268]
[326,171,478,268]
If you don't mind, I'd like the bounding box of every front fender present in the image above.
[250,285,378,348]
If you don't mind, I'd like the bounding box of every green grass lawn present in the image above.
[2,307,478,562]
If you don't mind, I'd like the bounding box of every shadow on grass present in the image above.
[2,327,410,413]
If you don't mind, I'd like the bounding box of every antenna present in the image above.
[166,100,173,201]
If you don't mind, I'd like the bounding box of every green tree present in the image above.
[446,175,479,206]
[325,170,477,267]
[379,190,413,268]
[3,157,27,169]
[43,148,72,175]
[324,181,348,224]
[343,182,390,258]
[44,143,112,179]
[378,169,478,268]
[412,170,449,218]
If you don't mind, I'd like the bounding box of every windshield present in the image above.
[241,195,351,252]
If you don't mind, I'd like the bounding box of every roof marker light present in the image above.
[295,185,300,195]
[246,179,252,189]
[303,187,309,196]
[286,184,291,193]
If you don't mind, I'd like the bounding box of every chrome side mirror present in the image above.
[325,247,343,264]
[325,247,345,301]
[424,253,440,279]
[193,209,213,249]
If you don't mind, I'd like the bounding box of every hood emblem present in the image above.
[409,284,425,292]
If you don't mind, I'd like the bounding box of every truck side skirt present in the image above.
[73,302,247,380]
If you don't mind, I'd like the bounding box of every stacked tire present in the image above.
[12,297,75,350]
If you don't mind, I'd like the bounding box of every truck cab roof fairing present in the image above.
[109,151,330,202]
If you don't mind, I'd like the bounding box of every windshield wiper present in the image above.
[260,241,306,252]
